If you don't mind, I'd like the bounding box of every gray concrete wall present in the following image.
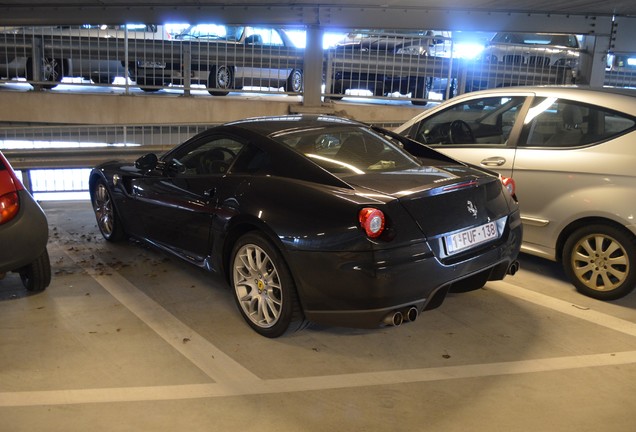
[0,92,426,126]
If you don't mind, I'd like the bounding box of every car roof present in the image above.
[225,114,366,136]
[444,86,636,115]
[395,86,636,133]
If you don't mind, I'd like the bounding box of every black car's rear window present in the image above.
[271,126,421,174]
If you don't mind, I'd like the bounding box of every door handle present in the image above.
[480,157,506,166]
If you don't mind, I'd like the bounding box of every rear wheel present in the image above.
[92,180,125,242]
[231,232,306,337]
[285,69,303,93]
[136,77,162,92]
[20,249,51,292]
[562,224,636,300]
[208,65,233,96]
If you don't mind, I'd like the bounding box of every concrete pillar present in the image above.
[579,35,610,87]
[302,25,324,108]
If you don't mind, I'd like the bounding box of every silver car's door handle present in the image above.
[480,157,506,166]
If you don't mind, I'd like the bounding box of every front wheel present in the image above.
[208,65,233,96]
[562,224,636,300]
[231,232,306,337]
[20,249,51,292]
[26,57,63,89]
[92,179,125,242]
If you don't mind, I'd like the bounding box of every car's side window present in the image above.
[518,98,636,148]
[231,144,272,174]
[171,137,245,175]
[245,28,284,46]
[414,96,525,146]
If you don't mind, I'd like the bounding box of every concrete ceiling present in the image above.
[0,1,633,32]
[1,0,634,16]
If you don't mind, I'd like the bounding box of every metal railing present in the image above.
[604,52,636,88]
[1,25,605,105]
[0,25,306,96]
[0,123,217,198]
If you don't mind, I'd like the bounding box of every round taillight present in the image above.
[359,207,385,239]
[0,191,20,225]
[500,175,516,196]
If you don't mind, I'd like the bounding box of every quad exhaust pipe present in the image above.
[383,306,419,327]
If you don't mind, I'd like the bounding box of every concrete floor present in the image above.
[2,201,636,431]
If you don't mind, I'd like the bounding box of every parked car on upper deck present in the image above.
[329,30,451,105]
[132,25,303,95]
[465,32,580,92]
[0,151,51,292]
[89,114,521,337]
[0,24,169,87]
[395,86,636,300]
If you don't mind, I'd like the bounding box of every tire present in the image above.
[562,224,636,300]
[136,78,161,92]
[231,232,306,338]
[285,69,303,93]
[208,65,233,96]
[411,76,431,106]
[26,57,63,89]
[91,75,114,85]
[92,179,125,242]
[20,249,51,292]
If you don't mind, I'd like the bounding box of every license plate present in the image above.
[445,221,499,255]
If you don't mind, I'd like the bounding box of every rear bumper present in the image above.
[287,219,522,328]
[0,191,49,273]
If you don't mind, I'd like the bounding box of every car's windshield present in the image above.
[491,32,579,48]
[271,126,422,174]
[177,25,244,41]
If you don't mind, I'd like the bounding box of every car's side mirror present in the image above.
[135,153,158,171]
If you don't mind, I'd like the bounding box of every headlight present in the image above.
[397,46,426,55]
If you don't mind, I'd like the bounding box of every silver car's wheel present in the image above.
[563,224,636,300]
[231,232,305,337]
[92,180,124,242]
[285,69,303,93]
[208,65,232,96]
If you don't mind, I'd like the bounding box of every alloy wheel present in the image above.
[93,182,115,238]
[233,243,283,329]
[570,233,629,292]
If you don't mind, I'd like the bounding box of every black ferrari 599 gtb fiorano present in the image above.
[90,115,521,337]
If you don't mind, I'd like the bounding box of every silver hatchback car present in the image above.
[396,86,636,300]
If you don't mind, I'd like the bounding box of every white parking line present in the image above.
[2,244,635,408]
[57,243,261,384]
[1,351,635,407]
[487,280,636,337]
